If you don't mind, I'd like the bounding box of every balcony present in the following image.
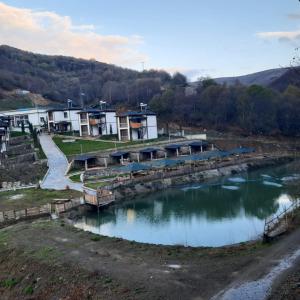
[119,122,128,128]
[80,118,88,124]
[130,122,142,129]
[89,118,100,126]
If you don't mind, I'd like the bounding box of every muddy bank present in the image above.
[113,155,293,201]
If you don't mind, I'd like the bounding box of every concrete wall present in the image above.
[146,115,158,139]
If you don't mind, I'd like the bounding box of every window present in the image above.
[64,112,68,118]
[40,117,45,123]
[15,115,29,127]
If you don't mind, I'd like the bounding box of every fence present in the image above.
[0,198,83,223]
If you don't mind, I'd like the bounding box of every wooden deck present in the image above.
[83,187,115,207]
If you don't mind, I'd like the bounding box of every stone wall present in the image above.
[112,156,292,201]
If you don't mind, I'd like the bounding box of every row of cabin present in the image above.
[0,104,158,142]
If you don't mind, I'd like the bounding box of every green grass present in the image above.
[53,136,164,156]
[69,174,81,182]
[1,278,18,288]
[0,188,82,211]
[10,131,29,137]
[53,136,117,155]
[84,181,108,190]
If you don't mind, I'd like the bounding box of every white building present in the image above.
[78,109,117,137]
[47,107,82,133]
[0,108,48,131]
[116,110,158,141]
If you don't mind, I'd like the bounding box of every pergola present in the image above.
[74,154,97,170]
[139,147,160,160]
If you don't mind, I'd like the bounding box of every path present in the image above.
[211,227,300,300]
[39,134,83,192]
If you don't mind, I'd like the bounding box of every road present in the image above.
[39,134,83,191]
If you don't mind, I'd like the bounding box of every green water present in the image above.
[74,161,300,247]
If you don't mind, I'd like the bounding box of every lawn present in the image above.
[53,136,117,156]
[69,174,82,182]
[0,188,82,211]
[84,181,108,190]
[10,131,29,137]
[53,136,166,156]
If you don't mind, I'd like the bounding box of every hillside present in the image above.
[0,45,171,108]
[213,67,300,91]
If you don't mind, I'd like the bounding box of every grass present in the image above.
[84,181,108,190]
[53,136,117,155]
[10,131,29,137]
[53,135,164,156]
[0,188,82,211]
[69,174,82,182]
[1,278,18,288]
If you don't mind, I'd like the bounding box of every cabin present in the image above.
[116,110,158,141]
[78,109,117,137]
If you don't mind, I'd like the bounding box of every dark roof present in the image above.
[77,108,115,114]
[164,144,183,150]
[228,147,255,155]
[47,106,82,112]
[139,147,159,154]
[187,140,208,147]
[117,162,151,172]
[117,110,156,117]
[74,154,96,161]
[150,158,184,168]
[110,151,130,157]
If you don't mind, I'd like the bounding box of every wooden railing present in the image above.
[263,199,300,239]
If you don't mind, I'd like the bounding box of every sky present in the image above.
[0,0,300,80]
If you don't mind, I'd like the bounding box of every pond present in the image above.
[73,161,300,247]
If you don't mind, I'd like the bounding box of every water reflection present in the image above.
[74,162,299,247]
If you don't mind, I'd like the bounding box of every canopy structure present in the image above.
[139,147,160,154]
[110,151,130,158]
[228,147,255,155]
[74,154,96,162]
[74,154,97,170]
[117,162,152,173]
[187,141,208,147]
[164,144,182,150]
[150,158,184,168]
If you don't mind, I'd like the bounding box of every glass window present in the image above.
[64,112,68,118]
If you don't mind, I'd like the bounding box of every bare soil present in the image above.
[0,210,300,300]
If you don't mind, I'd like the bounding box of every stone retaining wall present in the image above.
[112,156,292,201]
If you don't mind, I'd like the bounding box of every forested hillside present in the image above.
[0,45,173,106]
[1,45,300,136]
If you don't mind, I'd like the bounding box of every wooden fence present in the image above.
[0,198,83,223]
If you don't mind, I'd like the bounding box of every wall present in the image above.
[146,115,158,139]
[104,112,117,135]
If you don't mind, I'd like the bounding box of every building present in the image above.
[0,115,10,155]
[78,109,117,137]
[116,110,158,141]
[0,107,48,131]
[47,101,81,133]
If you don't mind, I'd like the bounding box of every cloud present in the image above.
[162,67,215,81]
[287,13,300,20]
[0,2,147,67]
[257,30,300,42]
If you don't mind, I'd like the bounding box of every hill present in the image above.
[0,45,172,108]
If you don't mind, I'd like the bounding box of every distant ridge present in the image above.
[214,68,289,87]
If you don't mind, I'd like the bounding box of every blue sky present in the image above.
[1,0,300,79]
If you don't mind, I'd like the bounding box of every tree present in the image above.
[171,72,187,87]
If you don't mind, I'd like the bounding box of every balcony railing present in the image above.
[119,122,128,128]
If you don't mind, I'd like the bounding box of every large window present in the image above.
[64,112,68,118]
[15,115,29,127]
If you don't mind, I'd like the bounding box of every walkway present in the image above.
[39,134,83,192]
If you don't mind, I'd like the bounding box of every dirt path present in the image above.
[211,227,300,300]
[0,216,300,300]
